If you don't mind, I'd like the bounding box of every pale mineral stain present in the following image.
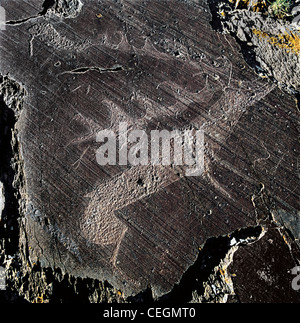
[0,182,4,221]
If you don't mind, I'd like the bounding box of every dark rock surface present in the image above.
[0,0,299,302]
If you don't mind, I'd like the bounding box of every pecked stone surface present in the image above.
[0,0,299,300]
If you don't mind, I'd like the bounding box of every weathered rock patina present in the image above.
[0,0,299,302]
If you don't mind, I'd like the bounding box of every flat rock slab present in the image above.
[0,0,299,298]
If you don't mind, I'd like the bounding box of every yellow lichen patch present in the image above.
[252,28,300,55]
[282,234,289,246]
[250,0,267,12]
[32,295,44,303]
[220,10,226,17]
[219,267,231,284]
[220,268,226,276]
[229,0,250,9]
[228,0,267,11]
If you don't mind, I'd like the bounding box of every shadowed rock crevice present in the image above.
[39,0,56,16]
[0,76,26,258]
[0,94,19,258]
[157,226,264,303]
[0,76,27,303]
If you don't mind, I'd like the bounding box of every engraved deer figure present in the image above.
[68,40,273,266]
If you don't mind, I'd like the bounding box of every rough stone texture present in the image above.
[0,0,299,303]
[211,0,300,94]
